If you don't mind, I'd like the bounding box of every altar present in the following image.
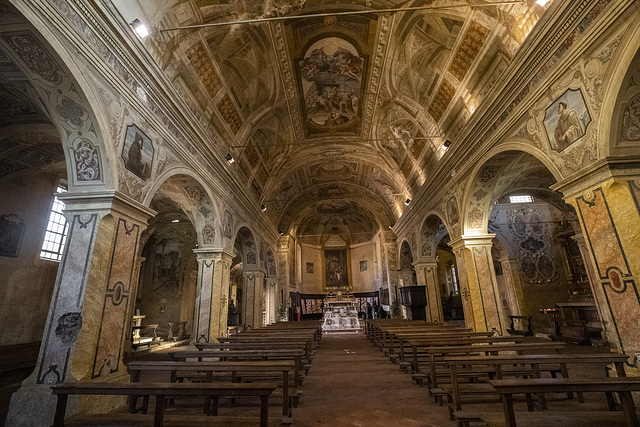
[322,300,360,332]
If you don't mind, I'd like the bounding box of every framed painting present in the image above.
[325,249,349,289]
[0,214,26,257]
[543,89,591,152]
[122,124,153,180]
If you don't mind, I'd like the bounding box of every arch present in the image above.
[143,168,221,247]
[418,212,450,260]
[0,6,118,190]
[461,146,561,235]
[599,20,640,156]
[233,226,259,268]
[399,239,414,271]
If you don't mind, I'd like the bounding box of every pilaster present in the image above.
[192,249,233,343]
[243,268,266,329]
[7,191,155,426]
[449,234,507,335]
[414,261,444,323]
[552,159,640,359]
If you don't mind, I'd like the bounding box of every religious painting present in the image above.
[306,262,314,274]
[122,124,153,180]
[544,89,591,152]
[0,214,25,257]
[446,196,459,225]
[359,260,367,272]
[299,37,363,130]
[325,249,349,289]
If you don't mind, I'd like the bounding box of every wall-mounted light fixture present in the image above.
[404,198,412,206]
[130,18,149,39]
[278,230,284,236]
[261,204,267,212]
[171,219,180,223]
[441,140,452,150]
[225,153,235,164]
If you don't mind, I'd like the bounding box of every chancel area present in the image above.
[1,0,640,425]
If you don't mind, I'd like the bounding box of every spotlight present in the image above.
[172,219,180,223]
[130,18,149,39]
[225,153,235,164]
[441,140,452,150]
[405,198,411,205]
[278,230,284,236]
[388,225,392,230]
[261,204,267,212]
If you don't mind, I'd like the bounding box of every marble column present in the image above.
[553,165,640,362]
[242,269,266,329]
[7,191,154,427]
[414,261,444,323]
[192,249,233,343]
[449,235,508,335]
[499,258,523,316]
[265,277,277,324]
[571,233,613,343]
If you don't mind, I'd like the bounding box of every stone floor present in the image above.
[131,330,628,426]
[292,331,455,427]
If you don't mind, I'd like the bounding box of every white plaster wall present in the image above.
[351,241,375,292]
[300,244,323,293]
[0,172,60,345]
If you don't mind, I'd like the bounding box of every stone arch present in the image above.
[234,226,259,268]
[0,9,117,191]
[143,168,220,247]
[599,20,640,157]
[399,239,414,276]
[461,147,562,234]
[265,247,278,278]
[418,212,450,261]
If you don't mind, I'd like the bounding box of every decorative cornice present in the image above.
[550,155,640,198]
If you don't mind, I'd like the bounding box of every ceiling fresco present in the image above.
[119,0,550,240]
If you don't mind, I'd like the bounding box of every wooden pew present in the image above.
[483,377,640,427]
[51,381,278,427]
[415,342,566,391]
[171,349,305,388]
[127,360,296,418]
[443,353,629,422]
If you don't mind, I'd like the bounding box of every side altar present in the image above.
[322,295,360,332]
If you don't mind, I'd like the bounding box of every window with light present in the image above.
[40,187,68,261]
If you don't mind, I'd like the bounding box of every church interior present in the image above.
[0,0,639,425]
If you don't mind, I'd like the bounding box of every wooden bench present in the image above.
[132,324,160,350]
[127,360,296,417]
[51,381,278,427]
[167,321,187,341]
[414,342,565,391]
[171,349,305,388]
[482,377,640,427]
[443,353,629,421]
[507,316,534,337]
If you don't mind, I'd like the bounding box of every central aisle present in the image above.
[293,331,455,426]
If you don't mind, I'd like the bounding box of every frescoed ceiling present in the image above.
[121,0,551,240]
[0,47,64,180]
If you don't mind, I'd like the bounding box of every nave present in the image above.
[89,320,632,427]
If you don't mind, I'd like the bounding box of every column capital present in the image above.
[243,267,266,277]
[449,233,496,250]
[414,260,438,269]
[193,248,234,262]
[550,156,640,199]
[58,190,156,225]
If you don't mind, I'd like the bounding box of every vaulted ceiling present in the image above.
[117,1,548,240]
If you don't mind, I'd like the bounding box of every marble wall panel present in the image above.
[471,246,505,334]
[194,260,214,343]
[91,218,140,378]
[36,214,98,384]
[576,187,639,354]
